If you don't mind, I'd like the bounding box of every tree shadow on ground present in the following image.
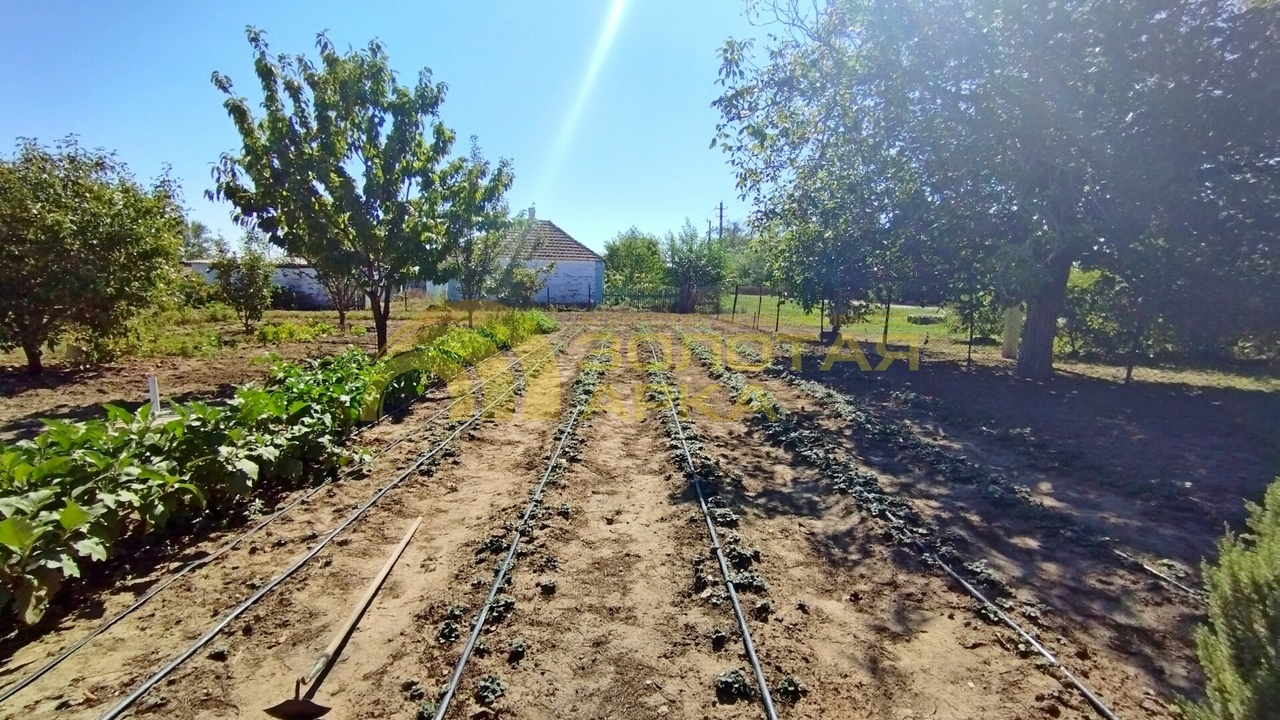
[665,352,1215,699]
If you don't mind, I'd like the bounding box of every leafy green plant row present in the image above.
[255,319,359,345]
[0,310,560,624]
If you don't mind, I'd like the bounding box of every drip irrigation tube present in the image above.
[91,336,575,720]
[884,508,1121,720]
[712,319,1207,604]
[641,336,779,720]
[431,337,611,720]
[0,325,584,708]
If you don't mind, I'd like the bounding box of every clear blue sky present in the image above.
[1,1,760,253]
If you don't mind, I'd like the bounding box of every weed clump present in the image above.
[1181,479,1280,720]
[710,626,729,651]
[538,578,557,595]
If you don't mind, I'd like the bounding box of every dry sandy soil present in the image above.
[1,318,1274,720]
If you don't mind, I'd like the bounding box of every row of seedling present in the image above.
[419,332,617,719]
[678,326,1121,719]
[636,328,803,714]
[751,334,1205,602]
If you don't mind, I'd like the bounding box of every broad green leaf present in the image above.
[58,499,92,531]
[73,537,108,562]
[0,516,44,554]
[234,458,260,482]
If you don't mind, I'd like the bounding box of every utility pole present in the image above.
[718,201,724,240]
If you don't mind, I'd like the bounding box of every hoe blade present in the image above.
[263,697,331,720]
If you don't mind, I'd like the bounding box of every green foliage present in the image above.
[0,136,184,373]
[715,0,1280,379]
[1183,479,1280,720]
[494,263,553,308]
[604,228,666,291]
[442,143,518,314]
[256,319,341,345]
[665,219,728,313]
[0,349,373,624]
[945,291,1004,343]
[181,220,219,261]
[211,239,277,333]
[211,28,509,350]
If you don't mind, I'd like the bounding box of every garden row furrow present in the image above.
[636,328,787,720]
[0,326,583,720]
[676,326,1129,720]
[425,331,617,719]
[0,322,586,709]
[753,334,1206,604]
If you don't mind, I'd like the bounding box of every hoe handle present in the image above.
[301,516,424,688]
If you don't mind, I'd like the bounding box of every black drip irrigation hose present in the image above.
[0,325,584,709]
[887,509,1122,720]
[431,337,612,720]
[640,336,780,720]
[715,320,1207,605]
[91,336,574,720]
[685,327,1119,720]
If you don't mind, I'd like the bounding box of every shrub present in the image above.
[1182,478,1280,720]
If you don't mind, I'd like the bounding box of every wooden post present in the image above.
[755,291,763,330]
[731,285,740,325]
[775,297,782,333]
[546,285,551,308]
[819,298,825,340]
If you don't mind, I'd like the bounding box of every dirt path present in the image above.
[440,341,767,719]
[0,332,594,720]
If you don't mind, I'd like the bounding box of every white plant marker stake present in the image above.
[148,376,161,415]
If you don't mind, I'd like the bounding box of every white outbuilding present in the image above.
[447,212,605,307]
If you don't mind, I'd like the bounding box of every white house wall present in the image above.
[446,259,604,306]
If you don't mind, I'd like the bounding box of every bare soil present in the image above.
[0,319,1267,719]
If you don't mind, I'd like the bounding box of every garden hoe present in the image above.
[265,516,423,720]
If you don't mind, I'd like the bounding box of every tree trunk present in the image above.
[337,307,347,333]
[1016,256,1073,380]
[370,287,390,355]
[21,338,43,374]
[882,300,891,346]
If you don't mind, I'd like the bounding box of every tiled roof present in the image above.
[508,220,603,263]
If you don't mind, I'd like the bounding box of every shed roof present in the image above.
[514,220,603,263]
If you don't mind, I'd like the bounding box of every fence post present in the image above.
[755,290,763,330]
[731,285,740,325]
[546,285,551,308]
[775,297,782,334]
[819,298,825,340]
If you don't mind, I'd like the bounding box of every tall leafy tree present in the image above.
[603,227,666,291]
[716,0,1280,378]
[0,137,183,373]
[210,28,491,351]
[181,220,218,261]
[440,141,516,325]
[665,219,728,313]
